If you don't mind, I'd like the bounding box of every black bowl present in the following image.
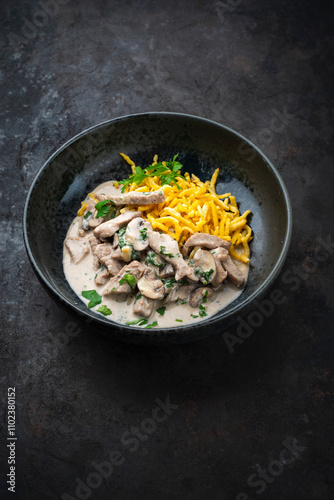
[23,112,292,345]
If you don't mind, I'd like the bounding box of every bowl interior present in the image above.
[24,113,291,344]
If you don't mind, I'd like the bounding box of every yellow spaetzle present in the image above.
[118,154,253,263]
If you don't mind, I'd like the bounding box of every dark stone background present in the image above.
[1,0,333,499]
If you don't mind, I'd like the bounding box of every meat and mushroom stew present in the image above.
[63,154,252,328]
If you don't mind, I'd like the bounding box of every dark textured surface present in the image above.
[1,0,334,499]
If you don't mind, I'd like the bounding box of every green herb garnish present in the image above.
[175,319,183,322]
[139,227,148,241]
[96,305,112,316]
[84,210,92,220]
[162,277,187,288]
[160,246,174,258]
[119,273,136,291]
[126,318,148,326]
[194,267,214,285]
[202,290,208,304]
[144,321,158,329]
[145,251,164,268]
[191,314,198,318]
[119,154,185,192]
[95,199,116,220]
[82,290,102,308]
[199,304,207,317]
[156,306,166,316]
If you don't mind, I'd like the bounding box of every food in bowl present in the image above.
[63,153,253,328]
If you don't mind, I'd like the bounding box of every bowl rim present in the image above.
[23,111,293,336]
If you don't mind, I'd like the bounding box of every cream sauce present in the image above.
[63,181,249,328]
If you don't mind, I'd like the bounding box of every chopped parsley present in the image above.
[162,277,187,288]
[139,227,148,241]
[125,318,157,329]
[199,304,207,317]
[81,290,102,308]
[145,251,164,268]
[191,314,199,318]
[119,154,185,192]
[96,305,112,316]
[160,246,174,258]
[175,319,183,322]
[135,293,143,302]
[202,290,208,304]
[95,199,116,220]
[156,306,166,316]
[119,273,136,291]
[144,321,158,329]
[162,278,177,289]
[84,210,92,220]
[194,267,214,285]
[126,318,148,326]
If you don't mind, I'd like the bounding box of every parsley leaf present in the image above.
[84,210,92,220]
[156,306,166,316]
[126,318,148,326]
[119,273,137,291]
[191,314,199,318]
[175,319,183,322]
[82,290,102,308]
[160,246,174,258]
[194,267,214,285]
[119,154,185,192]
[139,227,148,241]
[96,305,112,316]
[199,304,207,317]
[145,251,164,268]
[144,321,158,329]
[162,277,187,288]
[95,199,116,219]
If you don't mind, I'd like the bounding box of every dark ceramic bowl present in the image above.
[23,112,292,345]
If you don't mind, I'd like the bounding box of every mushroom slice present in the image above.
[82,199,104,229]
[189,287,215,308]
[137,267,165,300]
[124,218,153,251]
[193,249,216,285]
